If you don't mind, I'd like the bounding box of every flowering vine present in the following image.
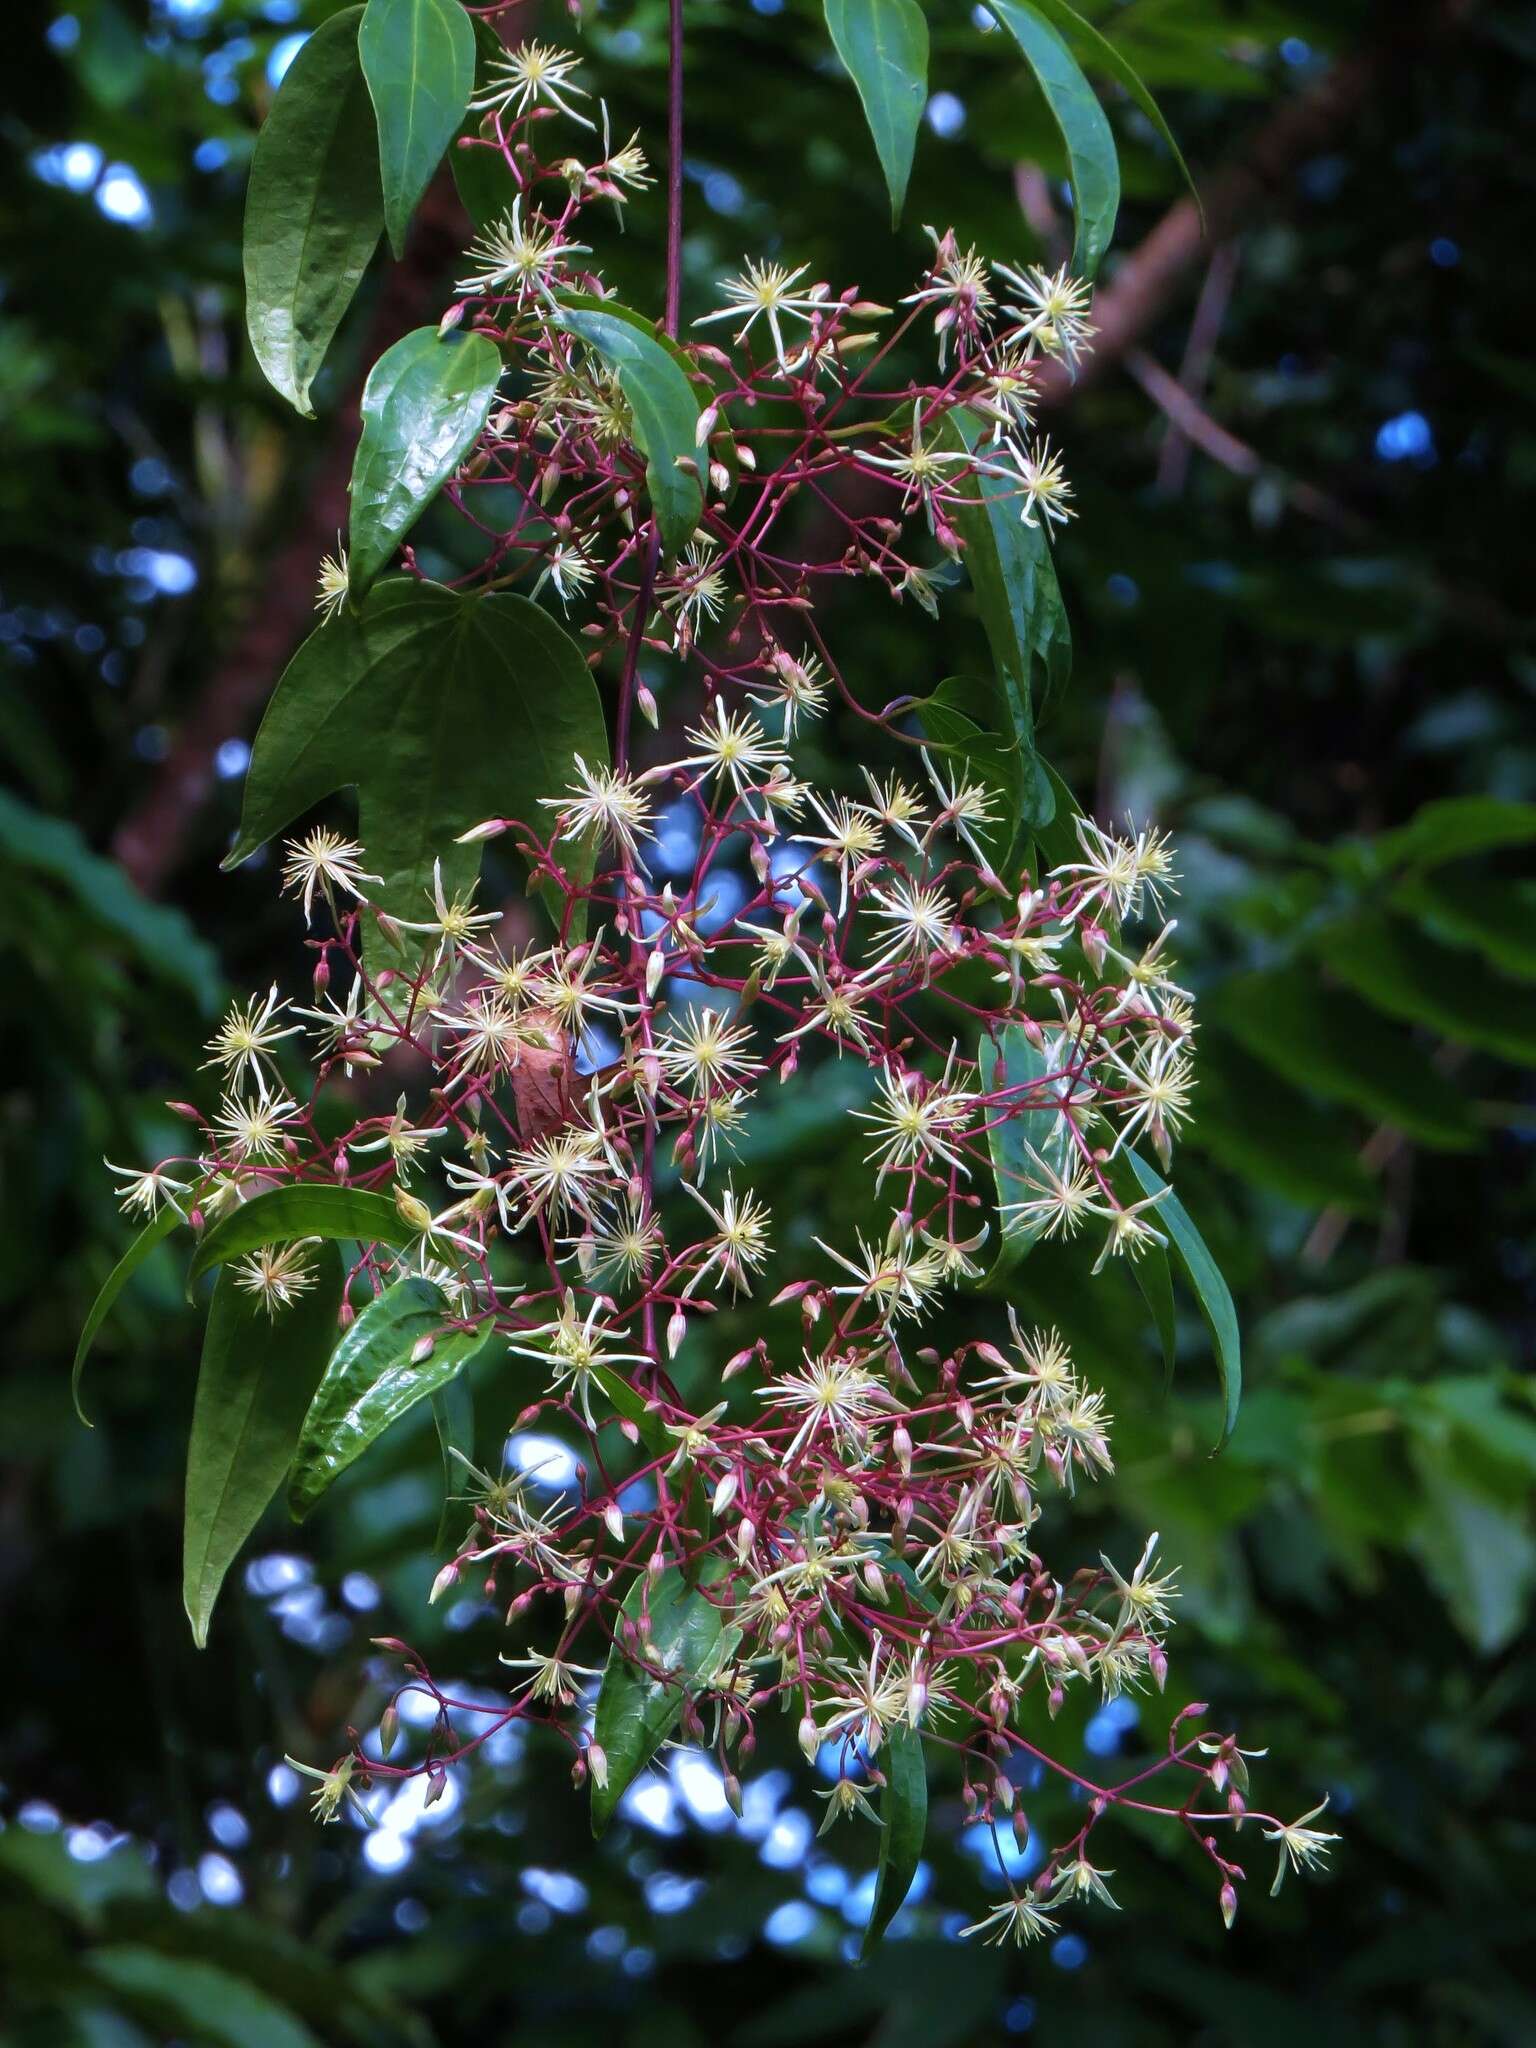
[84,11,1334,1952]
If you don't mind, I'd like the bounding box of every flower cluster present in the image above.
[114,45,1332,1936]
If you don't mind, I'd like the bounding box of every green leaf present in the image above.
[1014,0,1199,215]
[288,1276,495,1518]
[977,1022,1078,1279]
[359,0,475,259]
[916,678,1025,873]
[1126,1151,1241,1448]
[430,1371,474,1545]
[939,407,1071,834]
[243,6,383,417]
[861,1722,928,1955]
[1314,914,1536,1067]
[187,1185,413,1292]
[347,326,502,598]
[184,1249,344,1646]
[1392,872,1536,981]
[1132,1240,1178,1390]
[591,1565,738,1835]
[823,0,929,225]
[985,0,1120,280]
[1211,969,1480,1152]
[89,1946,322,2048]
[0,787,219,1003]
[225,578,608,957]
[555,297,703,556]
[1370,796,1536,874]
[73,1204,185,1426]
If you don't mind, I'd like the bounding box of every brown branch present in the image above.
[112,176,468,893]
[1034,0,1478,410]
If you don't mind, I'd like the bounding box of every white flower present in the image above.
[392,859,503,969]
[201,984,302,1089]
[759,1347,888,1461]
[540,754,653,859]
[959,1894,1057,1947]
[692,258,830,369]
[800,791,882,915]
[211,1077,303,1162]
[315,541,349,621]
[657,1006,762,1100]
[1090,1188,1171,1275]
[852,1052,976,1181]
[534,537,597,608]
[469,41,594,128]
[506,1290,652,1427]
[231,1239,319,1319]
[863,873,957,971]
[998,1141,1097,1243]
[1053,814,1177,925]
[859,398,970,520]
[901,226,993,364]
[279,829,380,927]
[499,1645,607,1705]
[748,648,828,737]
[1262,1798,1340,1895]
[664,702,793,806]
[998,434,1074,531]
[663,539,729,647]
[992,259,1096,372]
[456,197,590,301]
[681,1175,773,1296]
[285,1754,372,1827]
[855,769,927,853]
[104,1158,192,1221]
[921,748,1002,867]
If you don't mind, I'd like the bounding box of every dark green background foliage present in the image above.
[3,0,1535,2042]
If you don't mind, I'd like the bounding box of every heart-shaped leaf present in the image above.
[243,6,383,417]
[591,1565,739,1835]
[555,298,703,557]
[986,0,1120,280]
[225,579,608,955]
[187,1185,414,1292]
[1126,1150,1241,1448]
[288,1276,495,1517]
[861,1722,928,1954]
[184,1248,344,1647]
[824,0,929,225]
[347,325,503,598]
[360,0,475,258]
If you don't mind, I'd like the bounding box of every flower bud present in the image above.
[603,1500,625,1542]
[587,1742,608,1791]
[711,1471,738,1516]
[378,1706,400,1758]
[666,1307,687,1358]
[797,1713,820,1763]
[428,1561,459,1606]
[637,682,660,728]
[409,1333,435,1365]
[1220,1881,1238,1930]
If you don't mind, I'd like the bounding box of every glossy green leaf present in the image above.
[986,0,1120,280]
[916,677,1024,872]
[940,407,1071,834]
[187,1185,413,1292]
[184,1248,344,1646]
[1016,0,1199,213]
[823,0,929,225]
[1126,1151,1241,1448]
[591,1565,738,1835]
[1133,1240,1178,1390]
[225,578,608,959]
[861,1722,927,1955]
[978,1022,1079,1280]
[555,297,703,556]
[73,1203,184,1425]
[346,326,502,598]
[1314,914,1536,1067]
[1212,969,1480,1152]
[288,1276,495,1517]
[243,6,383,417]
[359,0,475,259]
